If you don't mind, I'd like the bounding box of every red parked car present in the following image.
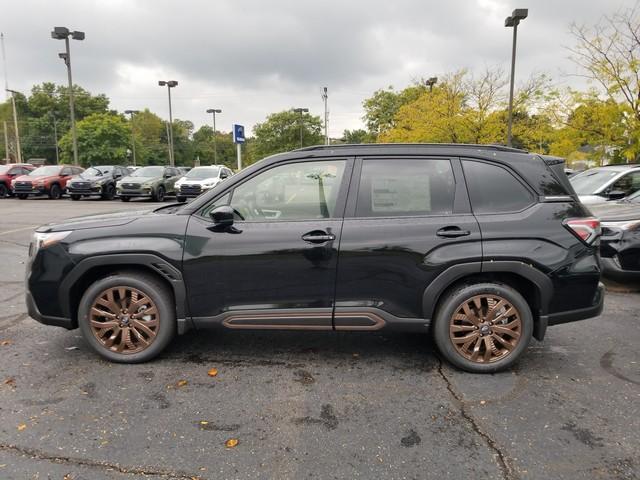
[12,165,84,200]
[0,163,35,198]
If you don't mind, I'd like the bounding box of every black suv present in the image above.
[25,144,604,372]
[67,165,129,200]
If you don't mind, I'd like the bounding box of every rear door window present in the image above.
[355,159,455,217]
[462,160,534,214]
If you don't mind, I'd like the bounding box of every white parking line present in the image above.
[0,225,37,236]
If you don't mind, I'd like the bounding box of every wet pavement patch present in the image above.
[400,429,421,447]
[293,404,339,430]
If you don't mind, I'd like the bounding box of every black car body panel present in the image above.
[26,144,604,345]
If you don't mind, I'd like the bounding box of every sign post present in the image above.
[232,124,245,171]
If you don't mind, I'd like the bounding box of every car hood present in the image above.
[71,173,107,182]
[37,208,158,233]
[579,194,609,205]
[179,177,218,184]
[14,174,57,182]
[119,175,162,183]
[589,201,640,222]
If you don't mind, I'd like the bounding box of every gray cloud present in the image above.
[1,0,637,137]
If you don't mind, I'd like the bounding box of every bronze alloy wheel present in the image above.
[449,294,522,364]
[89,286,159,354]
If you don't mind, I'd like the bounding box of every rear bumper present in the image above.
[601,256,640,282]
[542,282,605,327]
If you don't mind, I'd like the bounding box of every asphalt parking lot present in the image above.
[0,197,639,480]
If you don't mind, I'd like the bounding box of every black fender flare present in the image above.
[60,253,191,333]
[422,261,553,321]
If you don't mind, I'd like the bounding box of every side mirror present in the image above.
[608,190,627,200]
[210,205,234,227]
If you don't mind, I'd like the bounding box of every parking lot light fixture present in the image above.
[51,26,84,166]
[505,8,528,147]
[293,108,309,148]
[206,108,222,164]
[158,80,178,166]
[124,110,139,166]
[425,77,438,92]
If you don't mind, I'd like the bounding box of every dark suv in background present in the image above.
[25,144,603,373]
[67,165,130,200]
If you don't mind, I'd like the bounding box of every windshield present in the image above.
[185,167,219,179]
[570,169,620,195]
[84,166,113,176]
[131,166,163,177]
[29,166,61,176]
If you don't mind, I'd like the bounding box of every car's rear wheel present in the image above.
[153,186,165,202]
[70,194,81,201]
[102,184,116,200]
[433,282,532,373]
[0,183,8,198]
[78,272,176,363]
[48,184,62,200]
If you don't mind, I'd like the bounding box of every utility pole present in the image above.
[321,87,329,145]
[293,108,309,148]
[51,114,59,164]
[158,80,178,166]
[3,121,8,163]
[206,108,222,164]
[6,89,21,162]
[1,33,8,101]
[124,110,139,166]
[505,9,528,147]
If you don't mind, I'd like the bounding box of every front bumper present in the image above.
[117,190,153,198]
[13,186,47,195]
[68,185,103,195]
[26,289,74,329]
[601,256,640,281]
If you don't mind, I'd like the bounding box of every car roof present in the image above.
[587,164,640,171]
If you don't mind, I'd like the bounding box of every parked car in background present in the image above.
[67,165,129,201]
[25,144,603,373]
[175,165,233,202]
[12,165,84,200]
[570,164,640,205]
[590,190,640,281]
[116,165,182,202]
[0,163,35,198]
[177,166,191,175]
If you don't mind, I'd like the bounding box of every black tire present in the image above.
[17,193,28,200]
[153,185,165,202]
[177,195,186,203]
[0,183,8,198]
[433,282,533,373]
[102,184,116,200]
[48,184,62,200]
[70,194,81,201]
[120,196,131,202]
[77,271,176,363]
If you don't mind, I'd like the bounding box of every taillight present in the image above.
[563,217,601,244]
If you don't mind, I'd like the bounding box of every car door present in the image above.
[182,157,352,329]
[334,156,482,328]
[165,167,180,193]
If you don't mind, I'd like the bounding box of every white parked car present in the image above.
[569,165,640,205]
[175,165,233,202]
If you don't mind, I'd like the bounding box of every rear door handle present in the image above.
[302,230,336,244]
[436,226,471,238]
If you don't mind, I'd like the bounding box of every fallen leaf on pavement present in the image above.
[225,438,239,448]
[17,424,26,431]
[199,420,209,426]
[0,340,11,346]
[4,377,15,387]
[177,380,188,387]
[207,368,218,377]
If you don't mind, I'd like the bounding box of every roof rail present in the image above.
[294,143,529,154]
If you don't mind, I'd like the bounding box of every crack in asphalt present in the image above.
[0,443,206,479]
[435,358,515,480]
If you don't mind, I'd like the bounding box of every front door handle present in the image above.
[302,230,336,244]
[436,226,471,238]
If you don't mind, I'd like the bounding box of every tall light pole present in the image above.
[206,108,222,164]
[6,89,21,162]
[425,77,438,92]
[124,110,139,166]
[321,87,328,145]
[158,80,178,166]
[51,27,84,165]
[505,9,528,147]
[293,108,309,148]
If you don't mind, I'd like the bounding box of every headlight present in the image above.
[30,231,72,256]
[116,181,123,187]
[142,181,154,187]
[601,220,640,231]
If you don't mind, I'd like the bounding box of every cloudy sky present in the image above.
[1,0,637,137]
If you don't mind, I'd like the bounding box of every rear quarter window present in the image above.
[462,160,534,214]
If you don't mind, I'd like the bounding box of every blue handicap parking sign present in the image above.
[233,124,245,144]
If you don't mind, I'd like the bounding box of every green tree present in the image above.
[193,125,236,167]
[252,110,323,158]
[362,83,427,137]
[342,129,374,144]
[58,113,129,166]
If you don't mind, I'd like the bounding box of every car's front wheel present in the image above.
[17,193,28,200]
[48,184,62,200]
[0,183,8,198]
[77,272,176,363]
[433,282,533,373]
[120,196,130,202]
[177,195,186,203]
[152,186,165,202]
[70,194,81,201]
[102,184,116,200]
